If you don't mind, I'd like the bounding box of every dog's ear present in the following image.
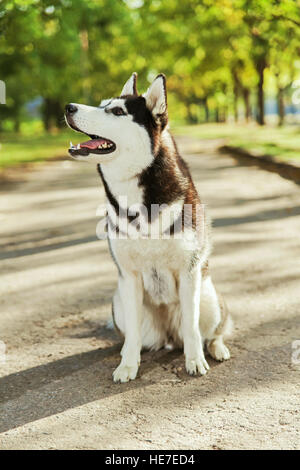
[144,74,167,117]
[120,72,138,97]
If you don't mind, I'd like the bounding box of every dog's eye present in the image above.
[111,107,126,116]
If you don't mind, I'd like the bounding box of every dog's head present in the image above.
[65,73,168,168]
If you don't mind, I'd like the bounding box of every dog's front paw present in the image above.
[185,356,210,376]
[113,363,139,383]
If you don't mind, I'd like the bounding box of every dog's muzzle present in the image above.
[65,103,116,157]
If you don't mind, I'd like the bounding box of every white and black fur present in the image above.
[65,73,231,383]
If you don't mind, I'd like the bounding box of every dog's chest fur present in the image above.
[142,267,178,305]
[110,230,206,307]
[112,238,181,304]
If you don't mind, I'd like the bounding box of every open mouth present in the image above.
[65,115,116,157]
[68,133,116,157]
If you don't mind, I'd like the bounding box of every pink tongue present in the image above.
[80,138,107,149]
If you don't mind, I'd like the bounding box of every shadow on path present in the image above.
[0,315,298,433]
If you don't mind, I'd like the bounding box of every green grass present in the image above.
[0,129,74,169]
[172,123,300,163]
[1,122,299,170]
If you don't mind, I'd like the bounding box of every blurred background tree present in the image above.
[0,0,299,138]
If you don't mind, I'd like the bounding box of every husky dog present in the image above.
[65,73,231,383]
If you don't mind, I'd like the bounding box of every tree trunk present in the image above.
[233,83,239,122]
[256,56,266,125]
[14,115,20,133]
[215,107,220,123]
[277,87,285,126]
[42,98,52,131]
[203,97,209,122]
[53,101,64,129]
[186,104,196,124]
[186,104,192,123]
[42,99,64,131]
[232,69,240,123]
[13,101,21,133]
[242,87,251,122]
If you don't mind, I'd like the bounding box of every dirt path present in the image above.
[0,137,299,450]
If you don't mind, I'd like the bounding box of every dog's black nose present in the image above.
[65,104,78,115]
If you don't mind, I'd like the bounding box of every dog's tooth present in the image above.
[70,141,73,148]
[77,144,81,149]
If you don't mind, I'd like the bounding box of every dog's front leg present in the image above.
[179,264,210,376]
[113,272,143,383]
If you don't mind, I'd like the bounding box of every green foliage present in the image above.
[0,0,299,131]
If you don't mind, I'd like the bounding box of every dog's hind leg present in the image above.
[199,275,232,361]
